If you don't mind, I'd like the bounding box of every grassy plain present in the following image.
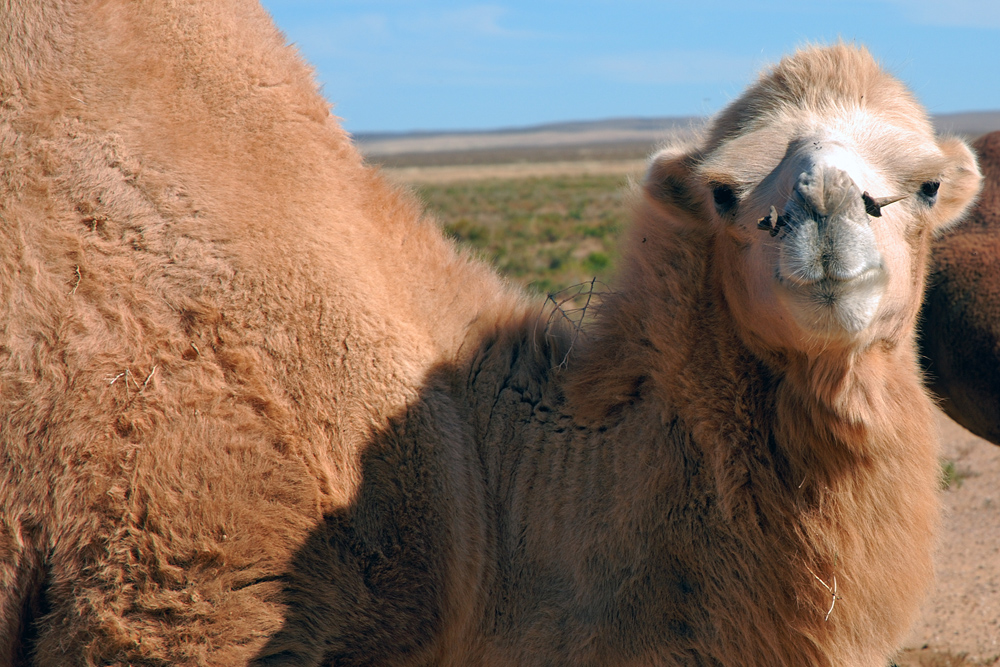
[415,173,633,298]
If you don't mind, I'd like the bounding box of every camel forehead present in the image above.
[699,106,946,195]
[697,45,945,192]
[707,44,932,143]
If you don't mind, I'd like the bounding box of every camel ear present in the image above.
[643,145,710,222]
[930,137,983,234]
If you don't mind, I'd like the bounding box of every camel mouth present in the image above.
[776,267,888,334]
[774,263,886,294]
[777,252,885,288]
[776,265,886,291]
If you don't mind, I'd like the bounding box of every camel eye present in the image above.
[919,181,940,202]
[712,184,738,216]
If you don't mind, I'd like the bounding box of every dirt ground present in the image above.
[897,412,1000,665]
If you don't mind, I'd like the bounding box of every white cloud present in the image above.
[285,5,540,59]
[277,13,390,58]
[405,5,543,40]
[884,0,1000,28]
[433,6,511,36]
[591,50,758,85]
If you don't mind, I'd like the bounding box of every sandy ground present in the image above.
[903,412,1000,664]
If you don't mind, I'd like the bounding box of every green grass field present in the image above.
[416,173,633,296]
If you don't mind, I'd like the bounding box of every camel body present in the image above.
[922,131,1000,445]
[0,2,982,666]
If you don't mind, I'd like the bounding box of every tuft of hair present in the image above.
[705,43,929,152]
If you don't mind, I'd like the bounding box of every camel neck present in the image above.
[465,277,938,662]
[556,210,935,515]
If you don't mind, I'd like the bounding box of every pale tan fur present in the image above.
[0,5,981,666]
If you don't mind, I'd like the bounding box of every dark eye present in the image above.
[712,184,738,215]
[920,181,940,201]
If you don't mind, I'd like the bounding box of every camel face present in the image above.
[644,52,982,355]
[687,128,925,351]
[715,123,980,352]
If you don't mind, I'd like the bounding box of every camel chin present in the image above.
[777,269,887,336]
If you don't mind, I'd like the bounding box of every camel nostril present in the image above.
[862,192,883,217]
[757,205,787,236]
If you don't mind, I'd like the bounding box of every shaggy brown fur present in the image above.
[0,3,982,666]
[921,131,1000,445]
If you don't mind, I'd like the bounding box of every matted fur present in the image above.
[0,4,982,666]
[921,131,1000,445]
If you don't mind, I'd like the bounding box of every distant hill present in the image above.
[932,111,1000,137]
[356,112,1000,168]
[355,116,700,162]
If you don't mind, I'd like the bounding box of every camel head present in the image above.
[643,45,982,357]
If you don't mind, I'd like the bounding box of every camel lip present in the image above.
[774,263,886,290]
[774,266,888,334]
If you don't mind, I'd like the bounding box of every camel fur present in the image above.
[921,130,1000,445]
[0,2,983,665]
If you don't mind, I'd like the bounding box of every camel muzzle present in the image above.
[769,165,891,334]
[775,166,885,287]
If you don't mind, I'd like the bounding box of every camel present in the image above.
[921,130,1000,445]
[0,2,983,665]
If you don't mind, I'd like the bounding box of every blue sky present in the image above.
[259,1,1000,134]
